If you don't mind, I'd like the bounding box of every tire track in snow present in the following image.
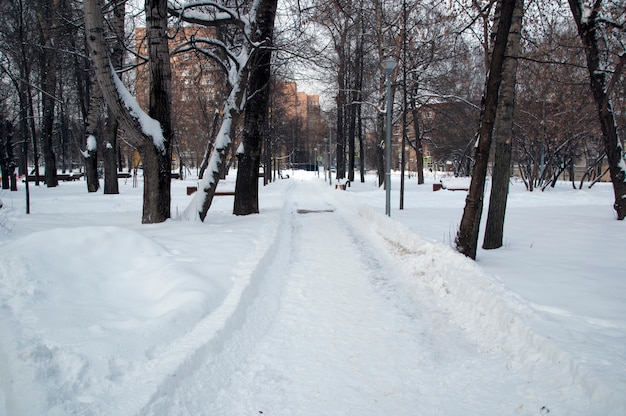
[136,183,300,415]
[88,182,297,416]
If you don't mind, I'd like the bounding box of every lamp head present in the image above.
[381,58,397,74]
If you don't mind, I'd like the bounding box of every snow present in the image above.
[86,135,97,152]
[0,170,624,415]
[112,67,165,150]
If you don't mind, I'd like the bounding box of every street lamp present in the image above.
[328,122,334,186]
[381,57,397,217]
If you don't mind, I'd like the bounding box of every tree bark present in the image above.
[84,78,101,193]
[482,0,524,249]
[144,0,173,222]
[233,0,278,215]
[455,0,517,260]
[568,0,626,220]
[84,0,172,223]
[103,0,125,195]
[410,97,424,185]
[36,0,62,187]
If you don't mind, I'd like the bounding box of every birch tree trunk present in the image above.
[482,0,524,249]
[455,0,517,260]
[568,0,626,220]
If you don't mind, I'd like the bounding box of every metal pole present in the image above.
[382,58,396,217]
[385,73,392,216]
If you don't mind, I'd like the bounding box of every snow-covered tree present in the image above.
[170,0,278,220]
[84,0,173,223]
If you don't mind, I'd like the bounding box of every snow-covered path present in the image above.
[2,176,619,415]
[139,180,591,415]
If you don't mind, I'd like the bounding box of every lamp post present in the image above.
[328,122,334,186]
[381,57,397,217]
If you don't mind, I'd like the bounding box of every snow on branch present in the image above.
[168,1,250,29]
[111,65,165,151]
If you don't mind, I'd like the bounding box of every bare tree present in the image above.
[482,0,524,249]
[456,0,517,260]
[233,0,279,215]
[568,0,626,220]
[35,0,66,187]
[170,0,280,220]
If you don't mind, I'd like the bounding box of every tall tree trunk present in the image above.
[19,17,40,184]
[568,0,626,220]
[144,0,173,222]
[482,0,524,249]
[103,0,125,195]
[357,10,366,183]
[336,46,347,181]
[36,0,61,188]
[233,0,278,215]
[455,0,517,260]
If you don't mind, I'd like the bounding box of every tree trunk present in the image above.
[376,112,385,187]
[84,77,101,193]
[198,109,220,180]
[36,0,61,188]
[233,0,278,215]
[336,56,347,181]
[103,0,125,195]
[410,97,424,185]
[0,121,16,190]
[568,0,626,220]
[144,0,173,222]
[456,0,517,260]
[482,0,524,249]
[84,0,172,223]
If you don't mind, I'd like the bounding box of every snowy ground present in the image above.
[0,170,624,415]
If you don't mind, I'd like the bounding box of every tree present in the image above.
[0,120,18,191]
[0,0,40,182]
[84,76,102,193]
[35,0,65,187]
[568,0,626,220]
[84,0,173,223]
[170,0,280,220]
[102,0,125,195]
[456,0,517,260]
[233,0,279,215]
[482,0,524,249]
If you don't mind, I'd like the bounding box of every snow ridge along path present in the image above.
[141,180,601,415]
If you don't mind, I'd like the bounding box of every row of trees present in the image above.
[1,0,624,258]
[284,0,624,258]
[1,0,280,222]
